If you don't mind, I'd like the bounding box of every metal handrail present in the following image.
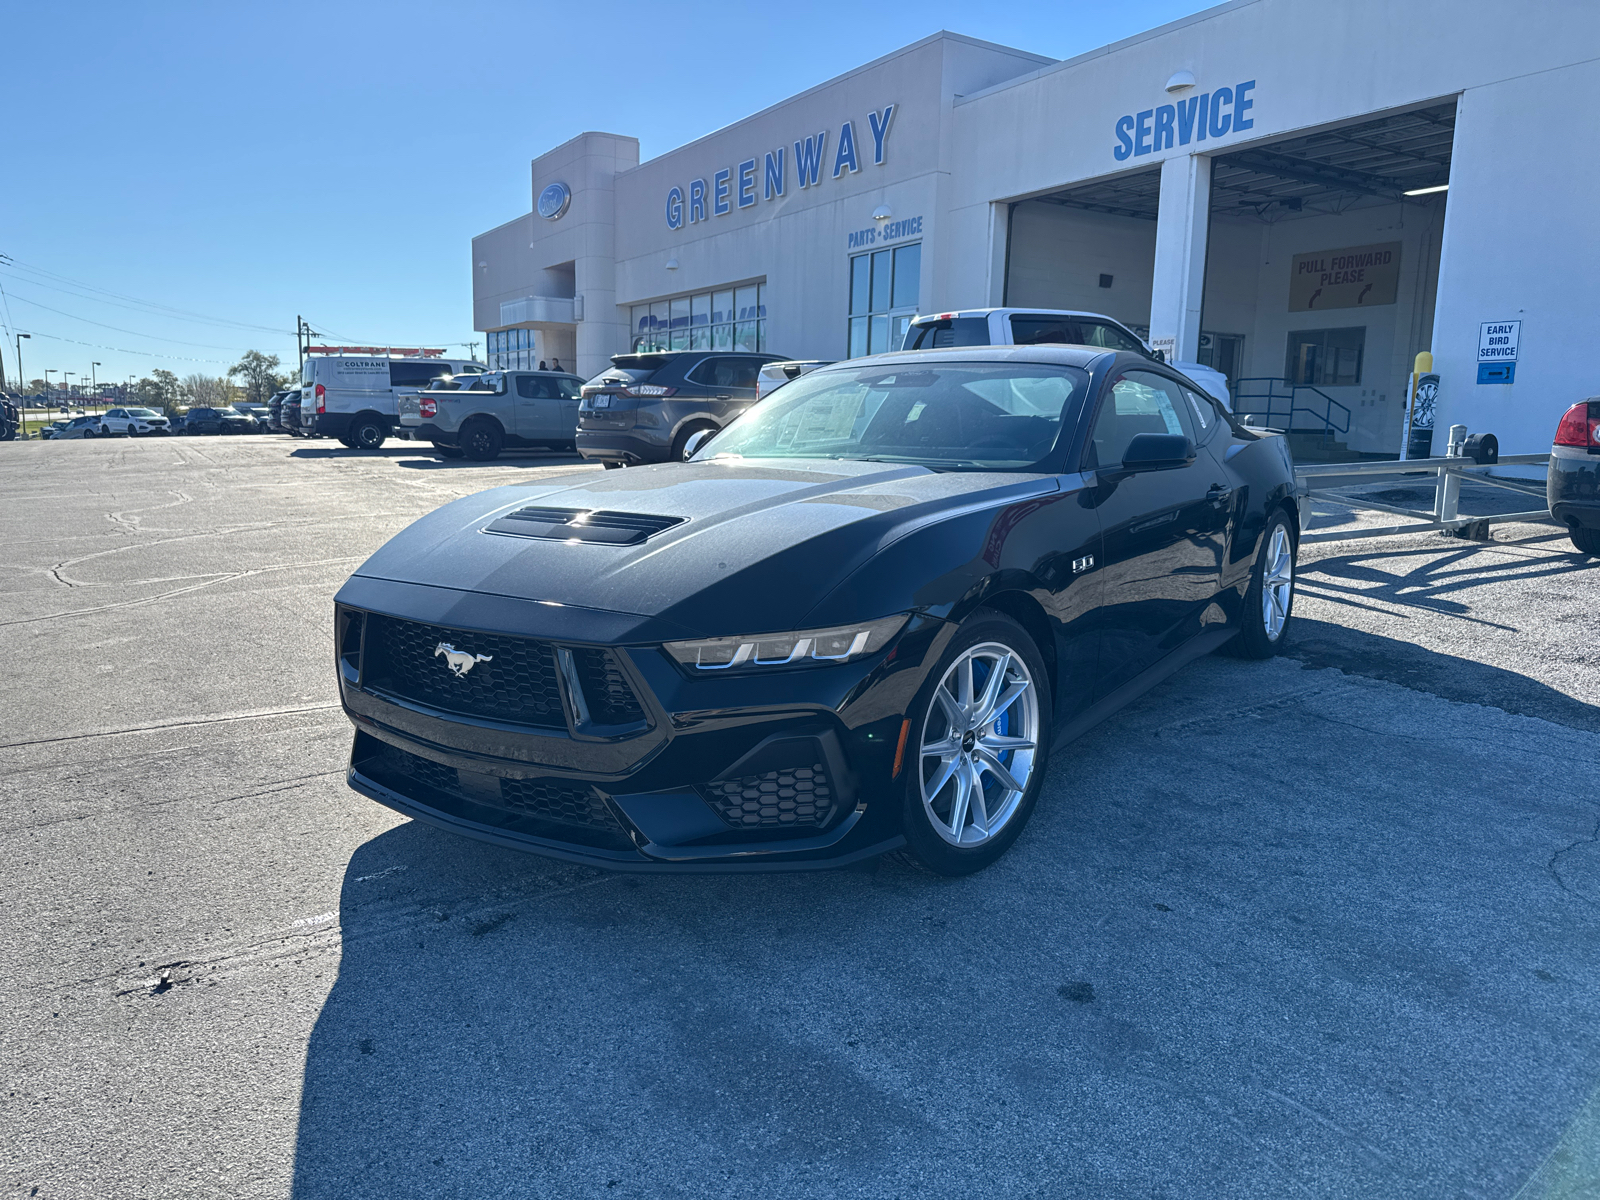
[1295,446,1552,543]
[1233,377,1352,437]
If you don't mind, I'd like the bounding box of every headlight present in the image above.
[664,614,910,672]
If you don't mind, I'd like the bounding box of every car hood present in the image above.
[351,459,1058,637]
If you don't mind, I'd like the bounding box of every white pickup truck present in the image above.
[902,308,1233,408]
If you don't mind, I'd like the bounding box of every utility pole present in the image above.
[297,314,304,374]
[466,340,480,361]
[14,333,29,436]
[90,362,100,415]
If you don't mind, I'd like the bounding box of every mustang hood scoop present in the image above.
[484,506,686,545]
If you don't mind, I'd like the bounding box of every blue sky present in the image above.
[1,0,1213,389]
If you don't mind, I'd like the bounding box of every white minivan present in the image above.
[901,308,1233,408]
[300,353,487,449]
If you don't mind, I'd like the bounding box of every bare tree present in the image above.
[182,374,230,407]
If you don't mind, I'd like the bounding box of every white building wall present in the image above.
[1004,203,1156,326]
[1431,57,1600,452]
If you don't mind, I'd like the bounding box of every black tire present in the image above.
[1571,526,1600,555]
[671,421,717,462]
[1222,508,1297,659]
[432,444,465,459]
[336,433,358,449]
[99,425,111,438]
[348,416,388,450]
[900,610,1053,877]
[460,419,503,461]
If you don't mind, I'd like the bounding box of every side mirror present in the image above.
[682,427,718,460]
[1120,432,1195,471]
[1150,348,1166,363]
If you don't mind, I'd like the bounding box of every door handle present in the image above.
[1207,484,1235,503]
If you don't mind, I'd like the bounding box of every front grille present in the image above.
[499,775,617,828]
[572,648,645,726]
[703,762,835,829]
[362,614,565,729]
[357,738,633,850]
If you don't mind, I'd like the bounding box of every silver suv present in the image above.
[398,370,584,460]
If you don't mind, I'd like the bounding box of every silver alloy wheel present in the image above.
[919,641,1039,848]
[1263,525,1294,640]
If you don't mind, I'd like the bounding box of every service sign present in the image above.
[1288,243,1401,312]
[1478,321,1520,361]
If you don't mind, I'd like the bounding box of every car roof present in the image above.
[911,307,1139,323]
[820,344,1115,371]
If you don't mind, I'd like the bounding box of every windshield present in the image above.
[128,407,159,417]
[699,362,1091,470]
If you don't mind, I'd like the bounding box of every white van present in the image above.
[901,309,1232,408]
[299,352,487,448]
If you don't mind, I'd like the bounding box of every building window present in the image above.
[1285,327,1365,387]
[631,283,766,353]
[848,242,920,357]
[486,328,540,370]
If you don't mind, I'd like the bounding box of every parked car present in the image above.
[267,389,294,432]
[757,360,834,398]
[577,350,787,468]
[282,393,304,435]
[234,402,271,431]
[902,308,1233,407]
[333,344,1298,875]
[46,415,101,440]
[1550,397,1600,554]
[180,406,256,436]
[99,407,171,437]
[0,396,20,441]
[41,420,71,440]
[300,353,486,449]
[397,370,584,460]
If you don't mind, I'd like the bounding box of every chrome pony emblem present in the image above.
[435,643,493,677]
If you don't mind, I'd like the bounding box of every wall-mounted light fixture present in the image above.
[1165,70,1196,93]
[665,258,680,271]
[872,204,892,222]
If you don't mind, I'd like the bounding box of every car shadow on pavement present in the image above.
[1288,617,1600,733]
[1297,533,1592,624]
[291,640,1600,1198]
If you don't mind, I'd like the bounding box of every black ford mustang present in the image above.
[334,346,1298,875]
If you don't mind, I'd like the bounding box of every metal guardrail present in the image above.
[1295,435,1551,544]
[1234,377,1352,437]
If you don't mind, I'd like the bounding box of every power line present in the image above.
[0,255,291,335]
[22,329,241,367]
[3,290,282,352]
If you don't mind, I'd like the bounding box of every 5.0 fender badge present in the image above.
[435,643,493,677]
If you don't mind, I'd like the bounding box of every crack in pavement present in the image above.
[0,769,345,835]
[0,702,341,750]
[1548,816,1600,903]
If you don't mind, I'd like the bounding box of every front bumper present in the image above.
[335,577,950,870]
[1549,445,1600,530]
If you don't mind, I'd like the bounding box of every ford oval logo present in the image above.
[537,181,571,220]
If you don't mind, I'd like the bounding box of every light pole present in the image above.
[91,362,101,415]
[63,372,75,408]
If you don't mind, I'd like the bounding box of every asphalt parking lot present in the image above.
[3,436,1599,1200]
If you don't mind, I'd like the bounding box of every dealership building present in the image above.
[472,0,1600,455]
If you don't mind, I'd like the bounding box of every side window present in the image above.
[689,357,761,390]
[1081,322,1147,353]
[906,317,989,350]
[389,362,453,388]
[516,376,559,400]
[556,377,583,399]
[1086,371,1194,468]
[1009,315,1083,346]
